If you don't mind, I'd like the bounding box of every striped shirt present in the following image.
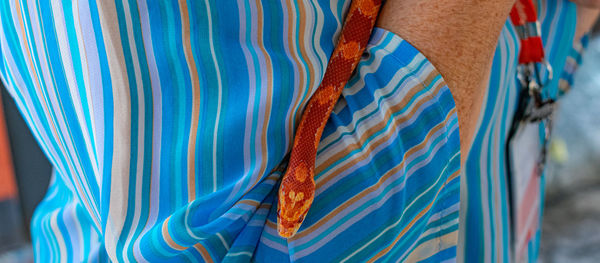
[459,0,578,262]
[1,1,460,262]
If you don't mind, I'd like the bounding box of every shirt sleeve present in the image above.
[252,27,461,263]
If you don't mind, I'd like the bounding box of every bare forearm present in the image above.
[574,4,600,41]
[377,0,517,163]
[570,0,600,8]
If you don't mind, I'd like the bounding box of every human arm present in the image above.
[570,0,600,8]
[376,0,518,164]
[573,1,600,42]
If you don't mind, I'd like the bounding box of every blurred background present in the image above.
[0,25,598,263]
[0,79,52,262]
[540,28,600,262]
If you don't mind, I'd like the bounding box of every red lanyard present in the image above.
[509,0,554,106]
[506,1,553,259]
[510,0,545,65]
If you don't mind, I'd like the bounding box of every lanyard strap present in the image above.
[510,0,545,64]
[511,0,554,112]
[506,1,553,260]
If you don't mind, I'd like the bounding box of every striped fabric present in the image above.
[559,34,588,96]
[0,1,460,262]
[459,0,577,262]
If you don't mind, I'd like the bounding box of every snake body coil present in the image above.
[277,0,382,238]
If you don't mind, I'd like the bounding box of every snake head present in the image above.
[277,164,315,238]
[277,188,314,238]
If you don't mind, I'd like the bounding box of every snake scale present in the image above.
[277,0,382,238]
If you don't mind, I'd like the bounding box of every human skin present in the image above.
[574,3,600,41]
[377,0,600,165]
[570,0,600,8]
[376,0,518,164]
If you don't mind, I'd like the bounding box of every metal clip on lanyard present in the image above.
[506,0,554,176]
[505,0,554,258]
